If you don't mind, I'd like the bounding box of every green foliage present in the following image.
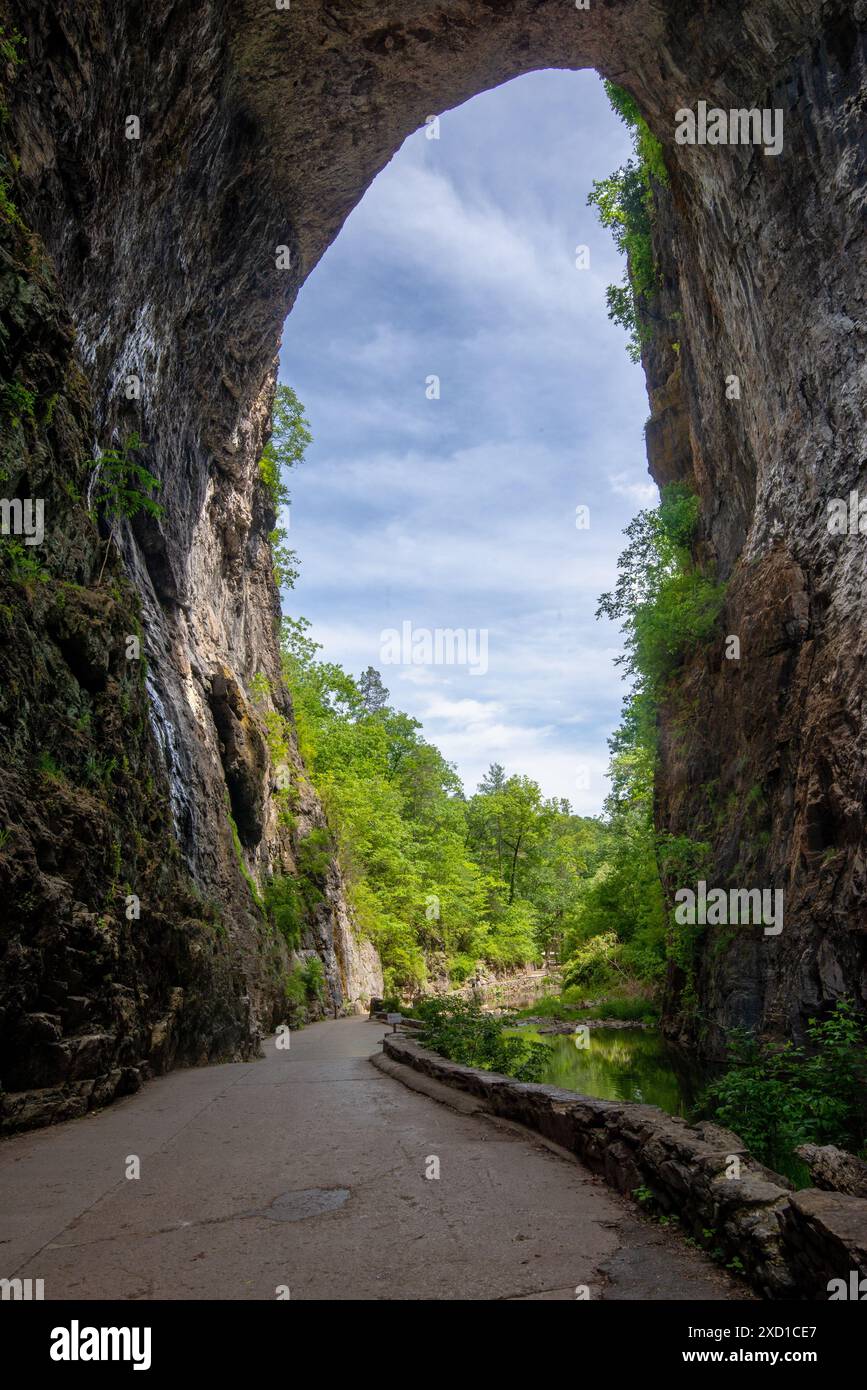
[84,753,118,787]
[416,997,550,1083]
[37,750,63,780]
[258,385,310,591]
[301,954,325,1001]
[561,812,666,981]
[282,956,327,1023]
[258,384,311,509]
[0,538,49,584]
[264,827,331,950]
[262,708,291,763]
[0,25,23,71]
[562,931,622,991]
[604,82,668,185]
[272,485,718,1010]
[269,528,299,588]
[581,993,660,1023]
[264,874,304,950]
[295,828,331,909]
[588,82,668,362]
[249,672,272,704]
[225,802,263,909]
[704,1002,867,1180]
[1,381,35,426]
[658,831,712,986]
[90,434,163,524]
[0,26,23,134]
[0,167,19,224]
[549,483,723,1014]
[278,619,605,994]
[597,483,724,702]
[283,965,308,1019]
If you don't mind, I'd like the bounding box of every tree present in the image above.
[477,762,506,795]
[467,774,553,906]
[259,384,311,510]
[357,666,389,716]
[259,384,311,590]
[596,482,724,702]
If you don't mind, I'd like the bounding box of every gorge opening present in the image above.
[1,0,864,1313]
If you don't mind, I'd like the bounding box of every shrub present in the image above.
[301,954,325,1001]
[90,434,162,524]
[264,874,304,949]
[283,965,308,1022]
[0,538,49,584]
[447,953,477,985]
[562,931,622,991]
[415,997,549,1083]
[89,433,163,581]
[582,993,659,1023]
[258,384,311,511]
[703,1001,867,1179]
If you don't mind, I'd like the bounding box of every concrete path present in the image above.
[0,1018,745,1300]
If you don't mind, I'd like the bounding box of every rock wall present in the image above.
[641,10,867,1050]
[0,0,384,1133]
[0,0,864,1125]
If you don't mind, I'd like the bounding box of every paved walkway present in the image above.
[0,1018,744,1300]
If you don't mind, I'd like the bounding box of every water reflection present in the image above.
[525,1027,712,1118]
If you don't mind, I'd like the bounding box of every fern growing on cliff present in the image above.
[89,433,163,581]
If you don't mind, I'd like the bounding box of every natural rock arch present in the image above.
[1,1,864,1126]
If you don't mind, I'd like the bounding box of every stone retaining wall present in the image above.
[383,1034,867,1301]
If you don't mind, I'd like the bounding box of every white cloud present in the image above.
[608,470,658,505]
[279,68,648,812]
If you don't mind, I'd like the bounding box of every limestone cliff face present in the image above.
[0,0,385,1134]
[0,0,863,1126]
[637,13,867,1052]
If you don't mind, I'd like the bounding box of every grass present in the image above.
[37,750,64,781]
[513,985,659,1025]
[580,995,660,1023]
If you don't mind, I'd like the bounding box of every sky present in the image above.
[278,68,656,815]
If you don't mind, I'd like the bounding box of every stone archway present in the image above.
[1,1,864,1125]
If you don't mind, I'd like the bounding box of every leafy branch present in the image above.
[89,433,163,581]
[588,82,669,362]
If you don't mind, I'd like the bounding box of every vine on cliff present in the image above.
[588,81,668,362]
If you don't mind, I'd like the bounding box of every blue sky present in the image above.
[278,68,656,814]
